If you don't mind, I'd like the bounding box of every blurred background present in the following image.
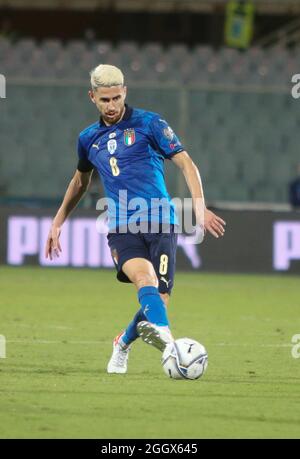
[1,0,300,273]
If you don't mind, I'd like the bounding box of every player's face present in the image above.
[89,86,127,125]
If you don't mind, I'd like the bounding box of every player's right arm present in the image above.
[45,169,93,260]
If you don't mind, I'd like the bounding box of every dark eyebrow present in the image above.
[99,95,122,102]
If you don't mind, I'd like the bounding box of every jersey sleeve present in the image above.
[149,116,184,159]
[77,136,94,172]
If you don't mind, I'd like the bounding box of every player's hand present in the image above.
[204,208,226,239]
[45,226,62,260]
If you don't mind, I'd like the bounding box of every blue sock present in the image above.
[122,309,147,346]
[138,286,169,327]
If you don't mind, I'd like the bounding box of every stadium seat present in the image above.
[205,183,226,202]
[30,50,57,78]
[1,39,298,203]
[167,44,189,67]
[266,157,294,185]
[251,183,287,203]
[118,41,139,58]
[41,39,63,65]
[239,152,267,186]
[65,40,87,65]
[14,38,37,62]
[141,43,164,69]
[193,45,214,65]
[93,40,113,60]
[0,37,11,61]
[223,181,251,201]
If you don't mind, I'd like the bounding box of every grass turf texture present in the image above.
[0,266,300,439]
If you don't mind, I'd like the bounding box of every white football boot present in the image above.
[107,332,131,374]
[137,321,174,352]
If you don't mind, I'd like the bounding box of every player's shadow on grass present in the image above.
[2,364,164,378]
[2,364,101,376]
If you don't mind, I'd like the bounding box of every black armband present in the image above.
[77,158,94,172]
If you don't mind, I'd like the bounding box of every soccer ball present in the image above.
[162,338,208,380]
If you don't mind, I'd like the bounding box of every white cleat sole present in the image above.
[137,321,171,352]
[107,367,127,374]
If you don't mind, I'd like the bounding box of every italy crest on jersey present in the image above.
[124,128,135,146]
[107,139,117,154]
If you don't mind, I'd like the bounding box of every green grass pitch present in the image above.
[0,266,300,439]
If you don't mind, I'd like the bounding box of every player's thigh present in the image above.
[148,231,178,294]
[122,257,158,290]
[107,232,150,284]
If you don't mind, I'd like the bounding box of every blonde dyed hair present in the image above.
[90,64,124,89]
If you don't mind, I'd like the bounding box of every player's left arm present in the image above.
[172,151,226,238]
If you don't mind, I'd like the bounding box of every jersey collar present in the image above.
[99,104,133,127]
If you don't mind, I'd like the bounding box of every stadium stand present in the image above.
[0,38,298,203]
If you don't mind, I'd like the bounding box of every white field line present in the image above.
[11,324,73,330]
[6,324,292,338]
[6,339,104,345]
[5,339,293,348]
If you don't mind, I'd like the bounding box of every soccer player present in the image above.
[45,64,226,374]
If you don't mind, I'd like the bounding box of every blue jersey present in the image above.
[77,105,184,230]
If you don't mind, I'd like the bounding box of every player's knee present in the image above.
[134,271,158,289]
